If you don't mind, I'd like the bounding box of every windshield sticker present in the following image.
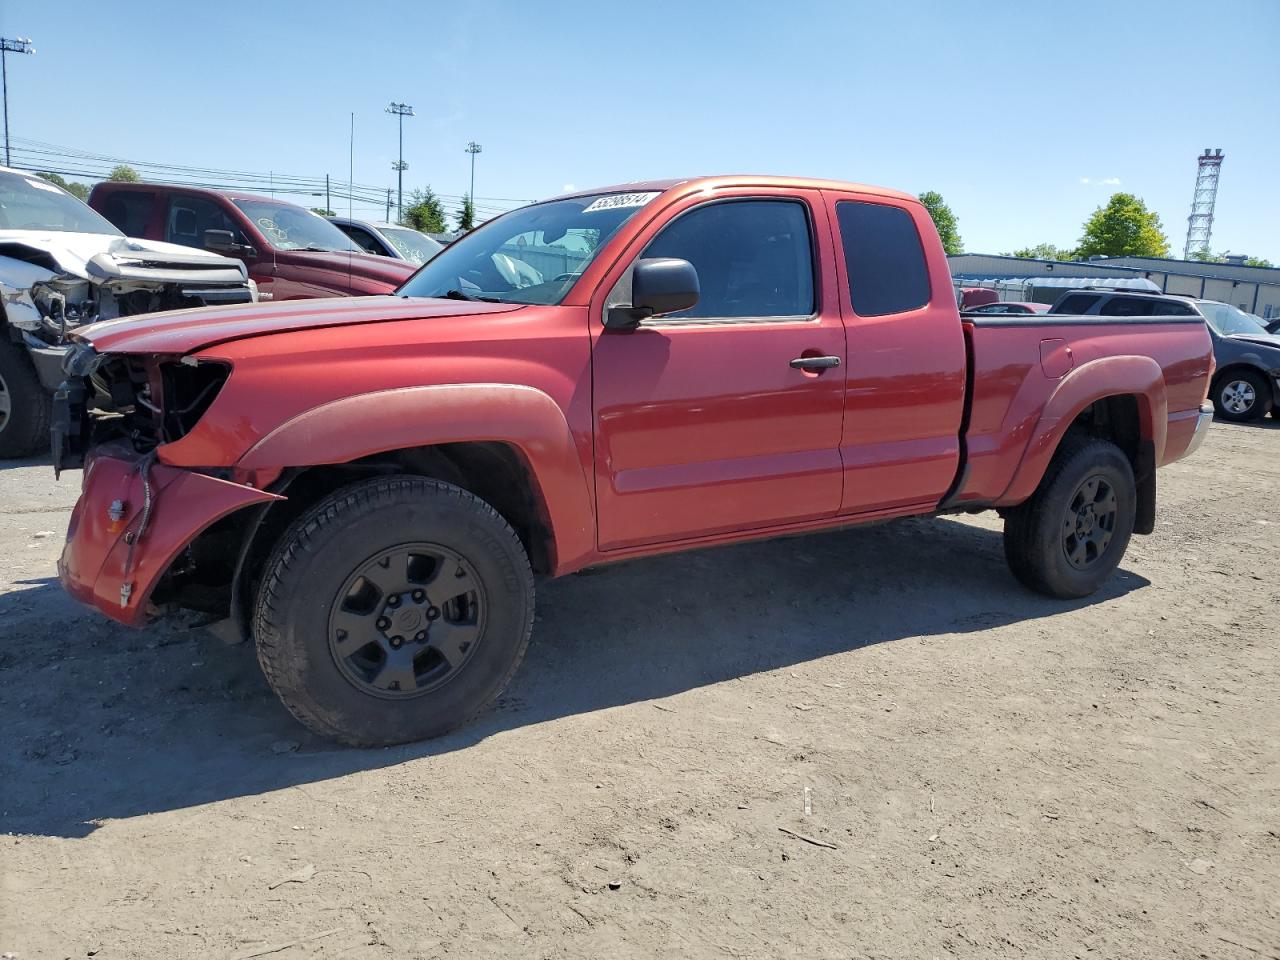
[581,192,659,214]
[25,178,63,193]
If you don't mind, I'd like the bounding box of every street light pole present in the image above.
[386,101,414,221]
[465,141,482,204]
[1,37,35,167]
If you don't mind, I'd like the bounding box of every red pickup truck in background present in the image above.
[53,175,1215,746]
[89,182,415,299]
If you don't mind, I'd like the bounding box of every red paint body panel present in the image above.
[587,185,847,549]
[59,174,1216,627]
[88,183,415,298]
[952,319,1213,506]
[58,445,280,626]
[822,189,967,516]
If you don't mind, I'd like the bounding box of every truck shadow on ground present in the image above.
[1,515,1148,838]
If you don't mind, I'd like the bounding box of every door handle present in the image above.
[789,355,841,371]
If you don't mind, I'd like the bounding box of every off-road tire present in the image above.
[1211,369,1270,423]
[253,475,535,747]
[0,338,52,459]
[1002,435,1136,599]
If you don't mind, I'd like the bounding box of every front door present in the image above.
[591,193,847,551]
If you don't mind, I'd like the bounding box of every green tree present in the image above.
[1077,193,1170,258]
[107,164,141,182]
[401,187,447,233]
[36,171,90,200]
[456,193,476,232]
[309,207,335,217]
[917,191,963,255]
[1189,249,1273,268]
[1004,242,1077,261]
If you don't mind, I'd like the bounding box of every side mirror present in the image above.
[204,229,254,258]
[605,257,699,330]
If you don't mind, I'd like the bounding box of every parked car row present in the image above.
[0,168,257,456]
[88,182,420,300]
[0,172,452,456]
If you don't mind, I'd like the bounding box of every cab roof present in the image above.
[550,175,918,204]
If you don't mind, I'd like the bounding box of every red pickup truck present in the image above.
[88,182,415,299]
[53,175,1215,746]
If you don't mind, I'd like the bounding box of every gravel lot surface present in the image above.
[1,420,1277,959]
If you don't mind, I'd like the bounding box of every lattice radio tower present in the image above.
[1183,148,1224,260]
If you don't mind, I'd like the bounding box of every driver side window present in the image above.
[640,199,815,320]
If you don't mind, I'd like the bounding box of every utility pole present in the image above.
[325,174,330,214]
[385,187,392,222]
[386,101,414,221]
[1,37,35,167]
[465,141,482,205]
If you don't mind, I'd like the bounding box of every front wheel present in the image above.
[1212,369,1270,422]
[1002,436,1136,599]
[253,476,535,747]
[0,339,52,459]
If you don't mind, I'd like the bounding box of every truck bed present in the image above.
[950,313,1214,508]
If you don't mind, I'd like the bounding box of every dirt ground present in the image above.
[1,420,1277,960]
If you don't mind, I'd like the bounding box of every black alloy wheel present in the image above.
[1061,475,1118,570]
[329,543,486,698]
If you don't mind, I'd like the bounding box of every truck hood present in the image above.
[74,295,524,355]
[280,248,417,285]
[0,230,249,283]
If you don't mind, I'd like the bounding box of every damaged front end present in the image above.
[54,342,282,626]
[1,237,254,391]
[52,342,233,475]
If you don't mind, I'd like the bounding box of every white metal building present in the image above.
[948,254,1280,319]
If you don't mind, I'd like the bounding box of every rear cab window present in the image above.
[834,201,930,316]
[98,190,156,237]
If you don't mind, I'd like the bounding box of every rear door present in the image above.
[826,193,967,515]
[590,189,847,550]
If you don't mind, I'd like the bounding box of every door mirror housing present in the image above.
[204,229,254,258]
[605,257,699,330]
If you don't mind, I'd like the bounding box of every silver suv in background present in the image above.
[1049,289,1280,422]
[328,217,443,265]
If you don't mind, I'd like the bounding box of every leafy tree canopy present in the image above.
[36,171,90,200]
[456,194,476,233]
[1002,242,1077,261]
[918,191,963,255]
[1077,193,1169,258]
[107,164,141,183]
[401,187,447,234]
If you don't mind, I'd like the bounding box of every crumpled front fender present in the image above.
[59,445,281,626]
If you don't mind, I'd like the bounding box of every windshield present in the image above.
[381,226,443,265]
[233,199,361,252]
[0,171,122,235]
[397,191,661,305]
[1199,301,1271,337]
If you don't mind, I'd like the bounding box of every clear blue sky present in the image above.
[1,0,1276,259]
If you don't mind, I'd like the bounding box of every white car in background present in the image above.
[328,216,445,265]
[0,167,254,457]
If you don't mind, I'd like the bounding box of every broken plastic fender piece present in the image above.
[60,450,281,626]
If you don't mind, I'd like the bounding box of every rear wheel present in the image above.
[1212,369,1269,422]
[253,475,535,747]
[1003,436,1136,599]
[0,339,52,459]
